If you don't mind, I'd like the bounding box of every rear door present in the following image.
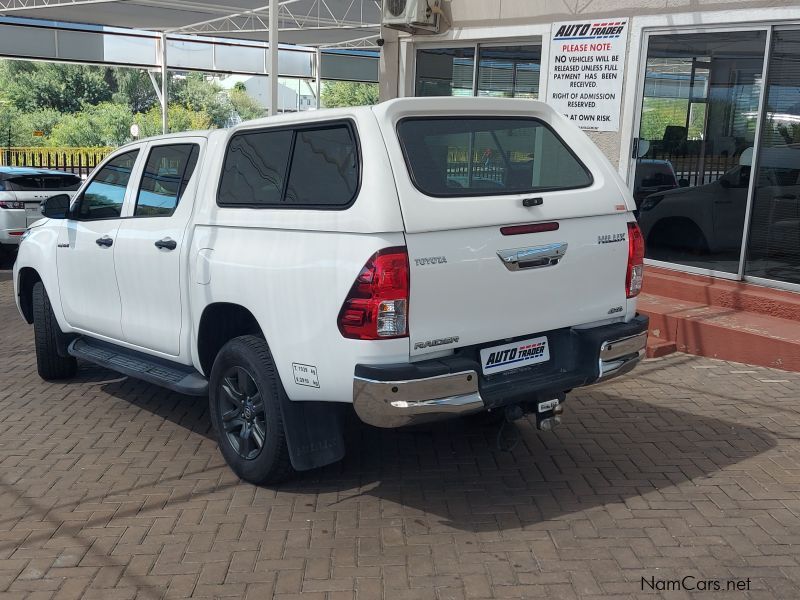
[374,98,635,358]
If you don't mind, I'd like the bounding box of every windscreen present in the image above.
[397,117,592,197]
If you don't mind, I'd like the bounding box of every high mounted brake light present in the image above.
[626,222,645,298]
[338,247,409,340]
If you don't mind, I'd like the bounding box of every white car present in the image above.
[14,98,648,484]
[0,168,82,255]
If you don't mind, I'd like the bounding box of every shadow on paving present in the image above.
[74,361,778,534]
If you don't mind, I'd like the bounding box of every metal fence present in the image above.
[1,147,113,178]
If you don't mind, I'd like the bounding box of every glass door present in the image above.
[745,29,800,288]
[632,31,767,275]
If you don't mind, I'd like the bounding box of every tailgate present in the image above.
[373,98,635,358]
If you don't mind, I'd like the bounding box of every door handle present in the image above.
[95,236,113,247]
[155,237,177,251]
[497,242,568,271]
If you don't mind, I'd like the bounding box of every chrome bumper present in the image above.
[353,324,648,429]
[597,331,647,381]
[353,370,484,428]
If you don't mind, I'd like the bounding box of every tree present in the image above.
[229,88,265,122]
[0,61,112,113]
[170,72,231,128]
[134,104,212,138]
[49,102,133,147]
[113,68,159,114]
[321,81,379,108]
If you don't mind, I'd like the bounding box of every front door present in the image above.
[56,149,141,340]
[112,140,202,357]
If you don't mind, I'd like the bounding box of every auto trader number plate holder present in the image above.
[480,336,550,376]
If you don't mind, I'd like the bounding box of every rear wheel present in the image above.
[32,281,77,381]
[209,335,293,485]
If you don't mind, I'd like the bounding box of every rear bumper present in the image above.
[353,315,648,428]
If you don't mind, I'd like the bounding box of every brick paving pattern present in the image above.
[1,270,800,599]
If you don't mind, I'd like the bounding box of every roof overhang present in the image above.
[0,0,382,48]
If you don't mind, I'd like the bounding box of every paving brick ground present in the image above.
[1,267,800,599]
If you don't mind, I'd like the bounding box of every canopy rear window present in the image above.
[396,117,593,197]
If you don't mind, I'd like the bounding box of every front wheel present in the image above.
[208,335,293,485]
[32,281,77,381]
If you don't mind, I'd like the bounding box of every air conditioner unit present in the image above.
[382,0,441,33]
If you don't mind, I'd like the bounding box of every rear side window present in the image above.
[135,144,199,217]
[397,118,592,197]
[218,121,359,209]
[284,126,358,206]
[218,130,293,206]
[40,174,82,191]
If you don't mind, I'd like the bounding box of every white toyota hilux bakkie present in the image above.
[14,97,648,484]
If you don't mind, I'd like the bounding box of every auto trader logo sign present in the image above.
[547,18,629,132]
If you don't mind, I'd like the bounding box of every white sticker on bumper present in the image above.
[480,336,550,375]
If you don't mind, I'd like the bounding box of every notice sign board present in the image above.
[547,18,628,132]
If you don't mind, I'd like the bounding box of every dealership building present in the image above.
[379,1,800,369]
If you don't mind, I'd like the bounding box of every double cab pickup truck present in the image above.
[14,98,648,484]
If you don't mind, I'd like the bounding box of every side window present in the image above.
[218,130,293,206]
[284,125,359,206]
[135,144,199,217]
[75,150,139,220]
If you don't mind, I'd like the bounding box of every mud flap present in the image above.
[279,397,346,471]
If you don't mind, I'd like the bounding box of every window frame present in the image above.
[216,118,362,211]
[70,149,141,222]
[133,142,200,219]
[414,40,544,99]
[395,115,594,199]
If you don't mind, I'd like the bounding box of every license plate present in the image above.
[480,336,549,375]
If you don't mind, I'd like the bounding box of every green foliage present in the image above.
[170,72,230,128]
[640,97,706,141]
[134,104,212,138]
[229,88,265,122]
[0,61,112,113]
[49,102,134,147]
[0,59,270,147]
[113,69,159,114]
[321,81,379,108]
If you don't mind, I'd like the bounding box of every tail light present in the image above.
[0,201,25,209]
[626,221,645,298]
[338,247,409,340]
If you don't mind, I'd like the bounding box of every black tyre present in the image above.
[32,281,77,381]
[209,335,293,485]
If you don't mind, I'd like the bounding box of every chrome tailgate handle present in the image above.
[497,242,568,271]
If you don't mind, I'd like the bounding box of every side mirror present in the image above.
[41,194,71,219]
[718,177,730,189]
[678,178,690,188]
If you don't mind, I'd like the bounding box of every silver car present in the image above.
[0,168,82,254]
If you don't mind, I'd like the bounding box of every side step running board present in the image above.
[68,338,208,396]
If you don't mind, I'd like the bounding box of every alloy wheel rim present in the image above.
[219,366,266,460]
